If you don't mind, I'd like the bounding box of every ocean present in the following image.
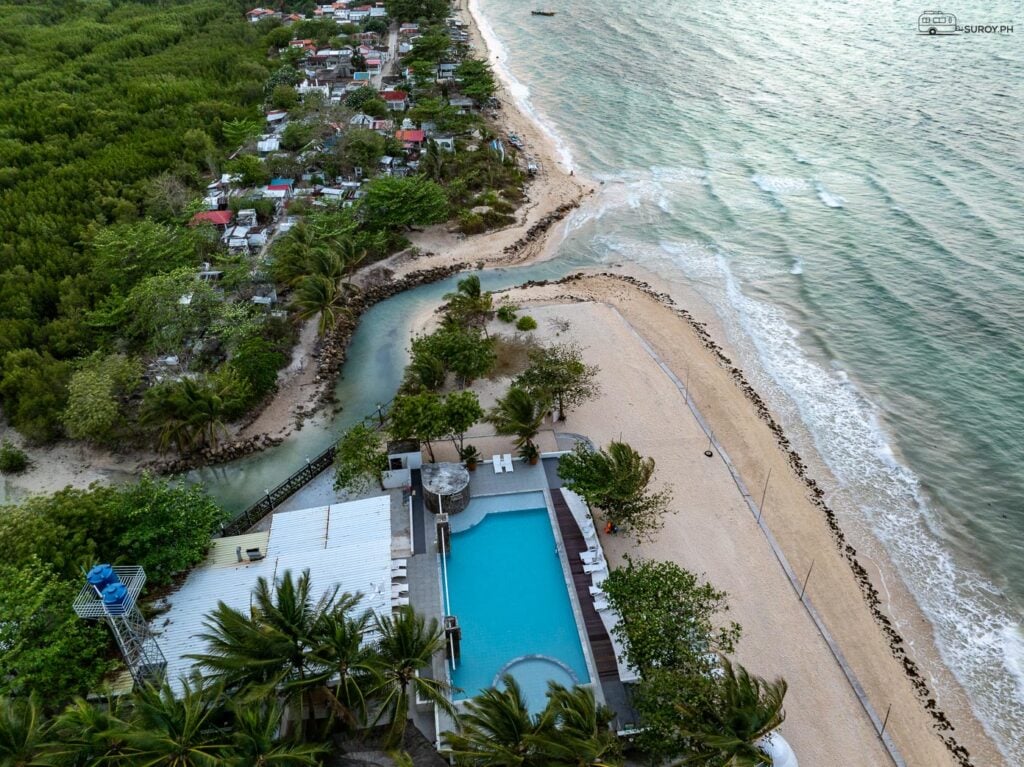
[471,0,1024,758]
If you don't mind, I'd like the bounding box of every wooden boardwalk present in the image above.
[550,489,620,681]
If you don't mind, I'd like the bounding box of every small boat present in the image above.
[531,10,556,16]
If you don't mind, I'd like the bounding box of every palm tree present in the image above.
[370,606,457,748]
[312,607,377,730]
[0,695,50,767]
[674,658,787,766]
[444,274,493,333]
[442,674,553,767]
[293,274,347,337]
[46,694,132,767]
[487,386,546,450]
[122,674,231,767]
[227,700,327,767]
[141,375,232,454]
[191,569,351,735]
[533,683,621,767]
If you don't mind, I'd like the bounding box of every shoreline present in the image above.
[496,272,1004,767]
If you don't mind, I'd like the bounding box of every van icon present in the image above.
[919,10,958,34]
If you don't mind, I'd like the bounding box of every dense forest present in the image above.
[0,0,269,443]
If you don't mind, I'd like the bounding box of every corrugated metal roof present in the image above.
[207,532,270,568]
[154,496,393,693]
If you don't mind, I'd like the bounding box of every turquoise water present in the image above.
[446,503,590,709]
[472,0,1024,756]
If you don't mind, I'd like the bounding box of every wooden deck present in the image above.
[551,489,620,681]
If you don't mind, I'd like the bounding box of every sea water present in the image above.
[473,0,1024,758]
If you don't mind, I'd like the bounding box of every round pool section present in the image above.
[495,655,580,710]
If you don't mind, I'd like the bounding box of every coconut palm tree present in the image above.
[294,274,350,337]
[140,375,232,454]
[191,569,353,735]
[443,274,493,333]
[442,674,553,767]
[487,386,546,450]
[0,695,50,767]
[673,657,787,766]
[122,673,231,767]
[45,694,132,767]
[370,606,457,748]
[532,683,621,767]
[312,607,377,730]
[227,700,327,767]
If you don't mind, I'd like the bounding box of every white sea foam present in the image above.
[466,0,574,171]
[790,257,803,275]
[703,250,1024,755]
[751,173,809,194]
[815,182,846,208]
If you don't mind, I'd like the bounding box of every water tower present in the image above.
[72,564,167,688]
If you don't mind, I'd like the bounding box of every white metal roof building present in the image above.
[154,496,394,694]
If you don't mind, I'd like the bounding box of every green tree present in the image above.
[360,98,389,119]
[344,85,379,110]
[280,121,314,151]
[270,84,299,110]
[487,386,545,450]
[229,336,286,402]
[361,175,449,230]
[47,695,132,767]
[441,390,483,455]
[227,154,271,186]
[333,422,388,494]
[443,274,493,332]
[557,442,673,539]
[455,58,496,102]
[123,674,231,767]
[388,391,445,462]
[410,326,495,386]
[141,375,237,454]
[535,682,620,767]
[191,570,355,735]
[293,273,351,337]
[223,118,264,148]
[0,694,50,767]
[384,0,449,23]
[370,606,456,748]
[228,699,328,767]
[340,127,386,172]
[514,343,599,422]
[312,609,377,731]
[62,353,143,444]
[0,441,28,474]
[0,350,71,443]
[673,658,787,767]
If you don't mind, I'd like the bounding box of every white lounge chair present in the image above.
[594,598,610,611]
[392,584,409,596]
[580,551,600,565]
[583,561,607,574]
[391,565,407,578]
[391,558,408,570]
[392,595,409,607]
[588,585,604,597]
[492,454,503,474]
[502,453,514,472]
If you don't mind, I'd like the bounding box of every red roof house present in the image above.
[395,129,425,147]
[381,90,409,110]
[190,210,233,228]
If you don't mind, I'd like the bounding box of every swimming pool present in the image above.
[445,495,590,711]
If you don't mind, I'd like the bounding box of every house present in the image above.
[348,4,371,21]
[222,226,252,254]
[288,39,318,55]
[371,118,394,134]
[381,90,409,111]
[297,79,331,99]
[395,129,425,149]
[364,58,382,75]
[247,227,269,249]
[266,110,289,132]
[264,184,292,201]
[449,96,476,114]
[189,210,233,229]
[399,22,419,36]
[269,177,295,190]
[153,496,396,694]
[256,136,280,154]
[437,62,457,81]
[433,135,455,152]
[369,4,387,17]
[245,7,275,22]
[236,208,259,228]
[281,13,304,24]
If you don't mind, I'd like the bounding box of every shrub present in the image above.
[458,211,486,235]
[496,304,517,323]
[515,315,538,332]
[0,440,29,474]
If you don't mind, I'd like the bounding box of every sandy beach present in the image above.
[470,276,1005,767]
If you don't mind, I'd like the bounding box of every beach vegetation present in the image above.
[515,342,600,421]
[140,374,242,454]
[488,386,547,451]
[362,175,450,230]
[441,390,485,455]
[334,422,389,494]
[496,303,518,323]
[0,440,29,474]
[487,334,537,380]
[557,441,673,539]
[62,353,144,445]
[515,315,538,332]
[409,325,496,387]
[388,391,446,462]
[455,59,498,103]
[444,274,494,332]
[442,674,621,766]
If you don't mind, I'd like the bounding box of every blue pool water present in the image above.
[446,502,590,710]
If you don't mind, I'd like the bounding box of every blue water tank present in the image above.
[101,582,128,614]
[86,564,120,592]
